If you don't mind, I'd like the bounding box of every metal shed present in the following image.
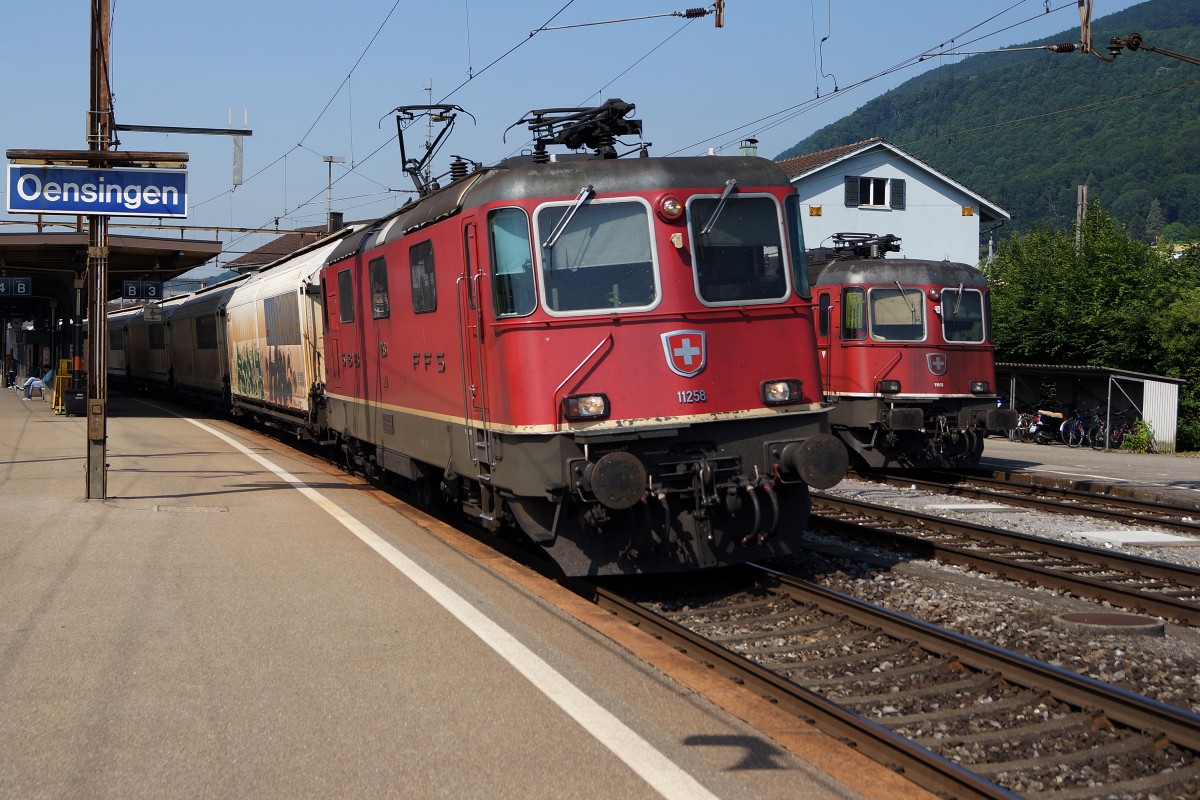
[996,363,1183,453]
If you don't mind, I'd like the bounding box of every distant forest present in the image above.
[776,0,1200,242]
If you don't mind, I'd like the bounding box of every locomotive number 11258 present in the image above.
[677,389,707,404]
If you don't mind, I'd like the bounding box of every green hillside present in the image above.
[776,0,1200,240]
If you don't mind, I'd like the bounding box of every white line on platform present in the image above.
[183,416,719,800]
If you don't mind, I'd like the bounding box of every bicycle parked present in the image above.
[1087,411,1157,452]
[1059,407,1090,448]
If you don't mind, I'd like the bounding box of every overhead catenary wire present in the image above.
[674,0,1079,157]
[122,0,1123,262]
[203,0,583,250]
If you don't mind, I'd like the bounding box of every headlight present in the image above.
[878,380,901,394]
[970,380,990,394]
[563,394,609,420]
[762,379,802,405]
[656,194,684,221]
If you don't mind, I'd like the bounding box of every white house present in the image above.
[775,137,1009,266]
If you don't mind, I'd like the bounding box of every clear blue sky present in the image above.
[1,0,1145,274]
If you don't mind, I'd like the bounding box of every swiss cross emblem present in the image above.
[926,353,948,377]
[662,330,706,378]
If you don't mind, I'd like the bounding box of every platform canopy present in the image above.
[0,230,221,298]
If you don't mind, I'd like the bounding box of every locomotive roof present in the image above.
[327,155,794,260]
[808,257,987,288]
[467,154,793,204]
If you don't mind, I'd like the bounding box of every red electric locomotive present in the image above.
[319,100,847,575]
[808,233,1017,469]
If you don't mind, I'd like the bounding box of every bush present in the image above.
[1176,416,1200,453]
[1120,418,1158,453]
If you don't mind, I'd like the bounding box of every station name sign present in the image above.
[6,164,187,218]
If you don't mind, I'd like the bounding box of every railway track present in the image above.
[600,566,1200,800]
[851,468,1200,535]
[809,492,1200,626]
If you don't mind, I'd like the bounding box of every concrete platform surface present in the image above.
[980,434,1200,507]
[0,389,917,800]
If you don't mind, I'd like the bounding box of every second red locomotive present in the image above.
[807,233,1017,469]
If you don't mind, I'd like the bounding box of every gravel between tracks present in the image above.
[789,477,1200,715]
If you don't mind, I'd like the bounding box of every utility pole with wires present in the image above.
[86,0,114,499]
[323,154,345,230]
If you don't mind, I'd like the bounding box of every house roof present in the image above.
[776,137,885,178]
[777,137,1010,222]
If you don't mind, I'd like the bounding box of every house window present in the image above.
[844,176,906,210]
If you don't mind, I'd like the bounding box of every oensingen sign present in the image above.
[6,164,188,217]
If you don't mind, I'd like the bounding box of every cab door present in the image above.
[458,217,492,476]
[322,270,346,396]
[816,291,833,389]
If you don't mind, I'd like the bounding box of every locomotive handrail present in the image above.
[872,351,902,385]
[552,333,613,431]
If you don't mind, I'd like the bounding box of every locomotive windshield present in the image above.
[536,199,657,313]
[689,196,789,304]
[868,286,925,341]
[940,287,986,343]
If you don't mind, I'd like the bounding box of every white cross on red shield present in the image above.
[926,352,947,376]
[662,330,706,378]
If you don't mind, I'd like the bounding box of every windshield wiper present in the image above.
[542,184,594,249]
[895,280,918,321]
[951,281,964,317]
[700,178,738,235]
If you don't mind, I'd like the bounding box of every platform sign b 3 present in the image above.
[124,280,162,300]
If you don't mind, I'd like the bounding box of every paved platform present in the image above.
[980,434,1200,508]
[0,389,919,800]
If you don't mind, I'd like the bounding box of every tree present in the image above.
[1146,198,1165,244]
[1161,221,1189,243]
[987,202,1199,448]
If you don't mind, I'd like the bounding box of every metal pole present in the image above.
[86,0,111,499]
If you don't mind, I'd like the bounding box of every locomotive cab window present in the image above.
[784,195,811,299]
[869,286,925,341]
[689,195,789,304]
[536,199,656,313]
[841,287,867,340]
[940,287,986,343]
[488,207,536,317]
[817,292,832,337]
[337,268,354,323]
[410,240,437,314]
[369,257,390,319]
